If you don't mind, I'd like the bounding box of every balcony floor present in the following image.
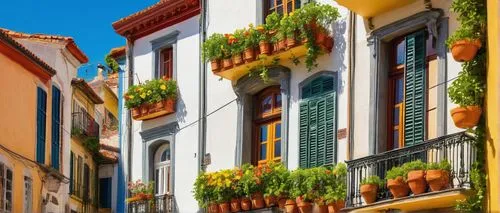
[342,188,472,212]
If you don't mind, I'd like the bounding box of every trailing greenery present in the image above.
[402,160,427,171]
[447,0,487,210]
[427,160,452,171]
[448,52,486,107]
[104,53,120,74]
[385,166,406,181]
[124,78,177,109]
[360,175,384,188]
[83,137,100,154]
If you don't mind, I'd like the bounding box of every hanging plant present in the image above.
[105,53,120,74]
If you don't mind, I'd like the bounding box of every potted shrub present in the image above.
[289,169,310,213]
[261,162,289,207]
[323,163,347,213]
[230,30,245,66]
[202,33,225,72]
[239,164,265,209]
[125,79,177,120]
[193,173,217,211]
[385,166,409,198]
[124,85,142,117]
[446,26,482,62]
[281,14,298,49]
[359,175,383,204]
[127,180,154,202]
[221,34,233,69]
[256,25,272,55]
[448,54,485,129]
[230,168,244,212]
[212,169,234,213]
[402,160,428,195]
[426,160,452,192]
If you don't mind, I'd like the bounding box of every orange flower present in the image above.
[256,25,265,32]
[325,170,331,174]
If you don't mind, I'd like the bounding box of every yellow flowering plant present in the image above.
[124,78,177,109]
[193,172,216,207]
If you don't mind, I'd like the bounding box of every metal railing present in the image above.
[128,194,175,213]
[72,111,99,138]
[345,132,476,208]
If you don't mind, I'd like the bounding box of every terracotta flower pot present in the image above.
[277,40,287,52]
[285,199,297,213]
[426,170,450,192]
[259,41,272,55]
[251,193,265,209]
[451,39,482,62]
[313,203,328,213]
[131,108,141,118]
[208,203,220,213]
[232,53,244,66]
[407,170,427,195]
[211,59,221,72]
[278,197,287,209]
[360,184,378,204]
[264,195,277,207]
[451,106,482,129]
[219,202,231,213]
[387,176,409,198]
[222,58,233,69]
[315,32,327,46]
[153,100,165,110]
[296,201,312,213]
[287,38,298,48]
[140,104,149,114]
[230,198,241,212]
[328,200,345,213]
[240,197,252,210]
[244,48,256,63]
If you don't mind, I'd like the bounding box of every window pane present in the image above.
[395,78,404,103]
[275,123,281,138]
[276,5,284,15]
[260,144,267,160]
[287,1,293,13]
[262,96,273,113]
[396,40,405,65]
[393,130,399,149]
[274,140,281,157]
[276,0,283,5]
[295,0,301,9]
[393,107,400,125]
[260,125,268,142]
[275,94,282,108]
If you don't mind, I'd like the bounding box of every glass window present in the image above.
[158,48,173,79]
[154,143,171,195]
[24,177,32,213]
[261,96,273,114]
[265,0,301,18]
[254,87,282,165]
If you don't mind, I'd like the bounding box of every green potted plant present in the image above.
[238,164,265,210]
[281,13,298,48]
[449,53,485,129]
[323,163,347,213]
[124,79,177,120]
[260,162,289,207]
[230,168,244,212]
[243,25,259,63]
[193,172,218,212]
[360,175,384,204]
[426,160,452,192]
[221,34,233,69]
[402,160,428,195]
[385,166,409,198]
[127,180,154,202]
[212,169,234,213]
[289,168,310,212]
[202,33,226,72]
[256,25,272,55]
[230,29,245,66]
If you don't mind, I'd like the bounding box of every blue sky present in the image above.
[0,0,157,80]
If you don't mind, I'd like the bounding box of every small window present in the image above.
[264,0,301,18]
[36,87,47,164]
[0,163,13,212]
[254,87,282,165]
[24,177,32,213]
[158,47,173,79]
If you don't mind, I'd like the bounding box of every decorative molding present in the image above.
[139,122,178,142]
[151,31,180,51]
[151,31,179,79]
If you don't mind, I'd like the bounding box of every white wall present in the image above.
[130,16,201,211]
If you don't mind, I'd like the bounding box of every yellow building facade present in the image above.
[0,30,62,213]
[69,78,104,213]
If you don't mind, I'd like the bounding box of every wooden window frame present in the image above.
[386,32,438,150]
[159,47,173,80]
[264,0,300,18]
[252,86,282,165]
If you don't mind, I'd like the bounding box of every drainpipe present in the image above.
[198,0,208,173]
[347,11,356,160]
[125,37,134,185]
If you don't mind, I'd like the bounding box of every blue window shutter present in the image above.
[404,30,426,146]
[299,75,337,168]
[51,86,61,169]
[36,87,47,164]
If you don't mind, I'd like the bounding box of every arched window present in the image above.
[253,86,282,165]
[299,74,337,168]
[154,143,171,195]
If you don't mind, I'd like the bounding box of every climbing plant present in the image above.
[105,53,120,74]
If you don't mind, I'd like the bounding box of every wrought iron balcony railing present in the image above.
[72,111,99,138]
[345,132,476,208]
[128,194,174,213]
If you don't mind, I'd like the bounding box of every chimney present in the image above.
[97,64,105,81]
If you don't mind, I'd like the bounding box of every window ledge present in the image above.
[342,188,472,212]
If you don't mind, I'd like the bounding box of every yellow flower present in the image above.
[147,90,152,95]
[138,87,144,91]
[160,85,167,90]
[289,11,294,16]
[140,93,146,99]
[128,95,135,99]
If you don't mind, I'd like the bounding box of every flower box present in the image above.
[132,99,176,121]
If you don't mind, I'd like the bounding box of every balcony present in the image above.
[72,111,100,138]
[335,0,418,17]
[344,132,475,212]
[128,194,174,213]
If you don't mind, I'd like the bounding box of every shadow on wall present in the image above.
[332,19,347,95]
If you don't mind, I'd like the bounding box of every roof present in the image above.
[108,46,126,59]
[0,30,56,78]
[71,78,104,104]
[112,0,200,41]
[0,28,89,64]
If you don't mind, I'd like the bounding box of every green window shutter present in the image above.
[404,30,426,146]
[36,87,47,164]
[299,75,337,168]
[51,86,61,170]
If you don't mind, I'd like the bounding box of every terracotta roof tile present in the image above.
[71,78,104,104]
[109,46,126,59]
[0,28,89,63]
